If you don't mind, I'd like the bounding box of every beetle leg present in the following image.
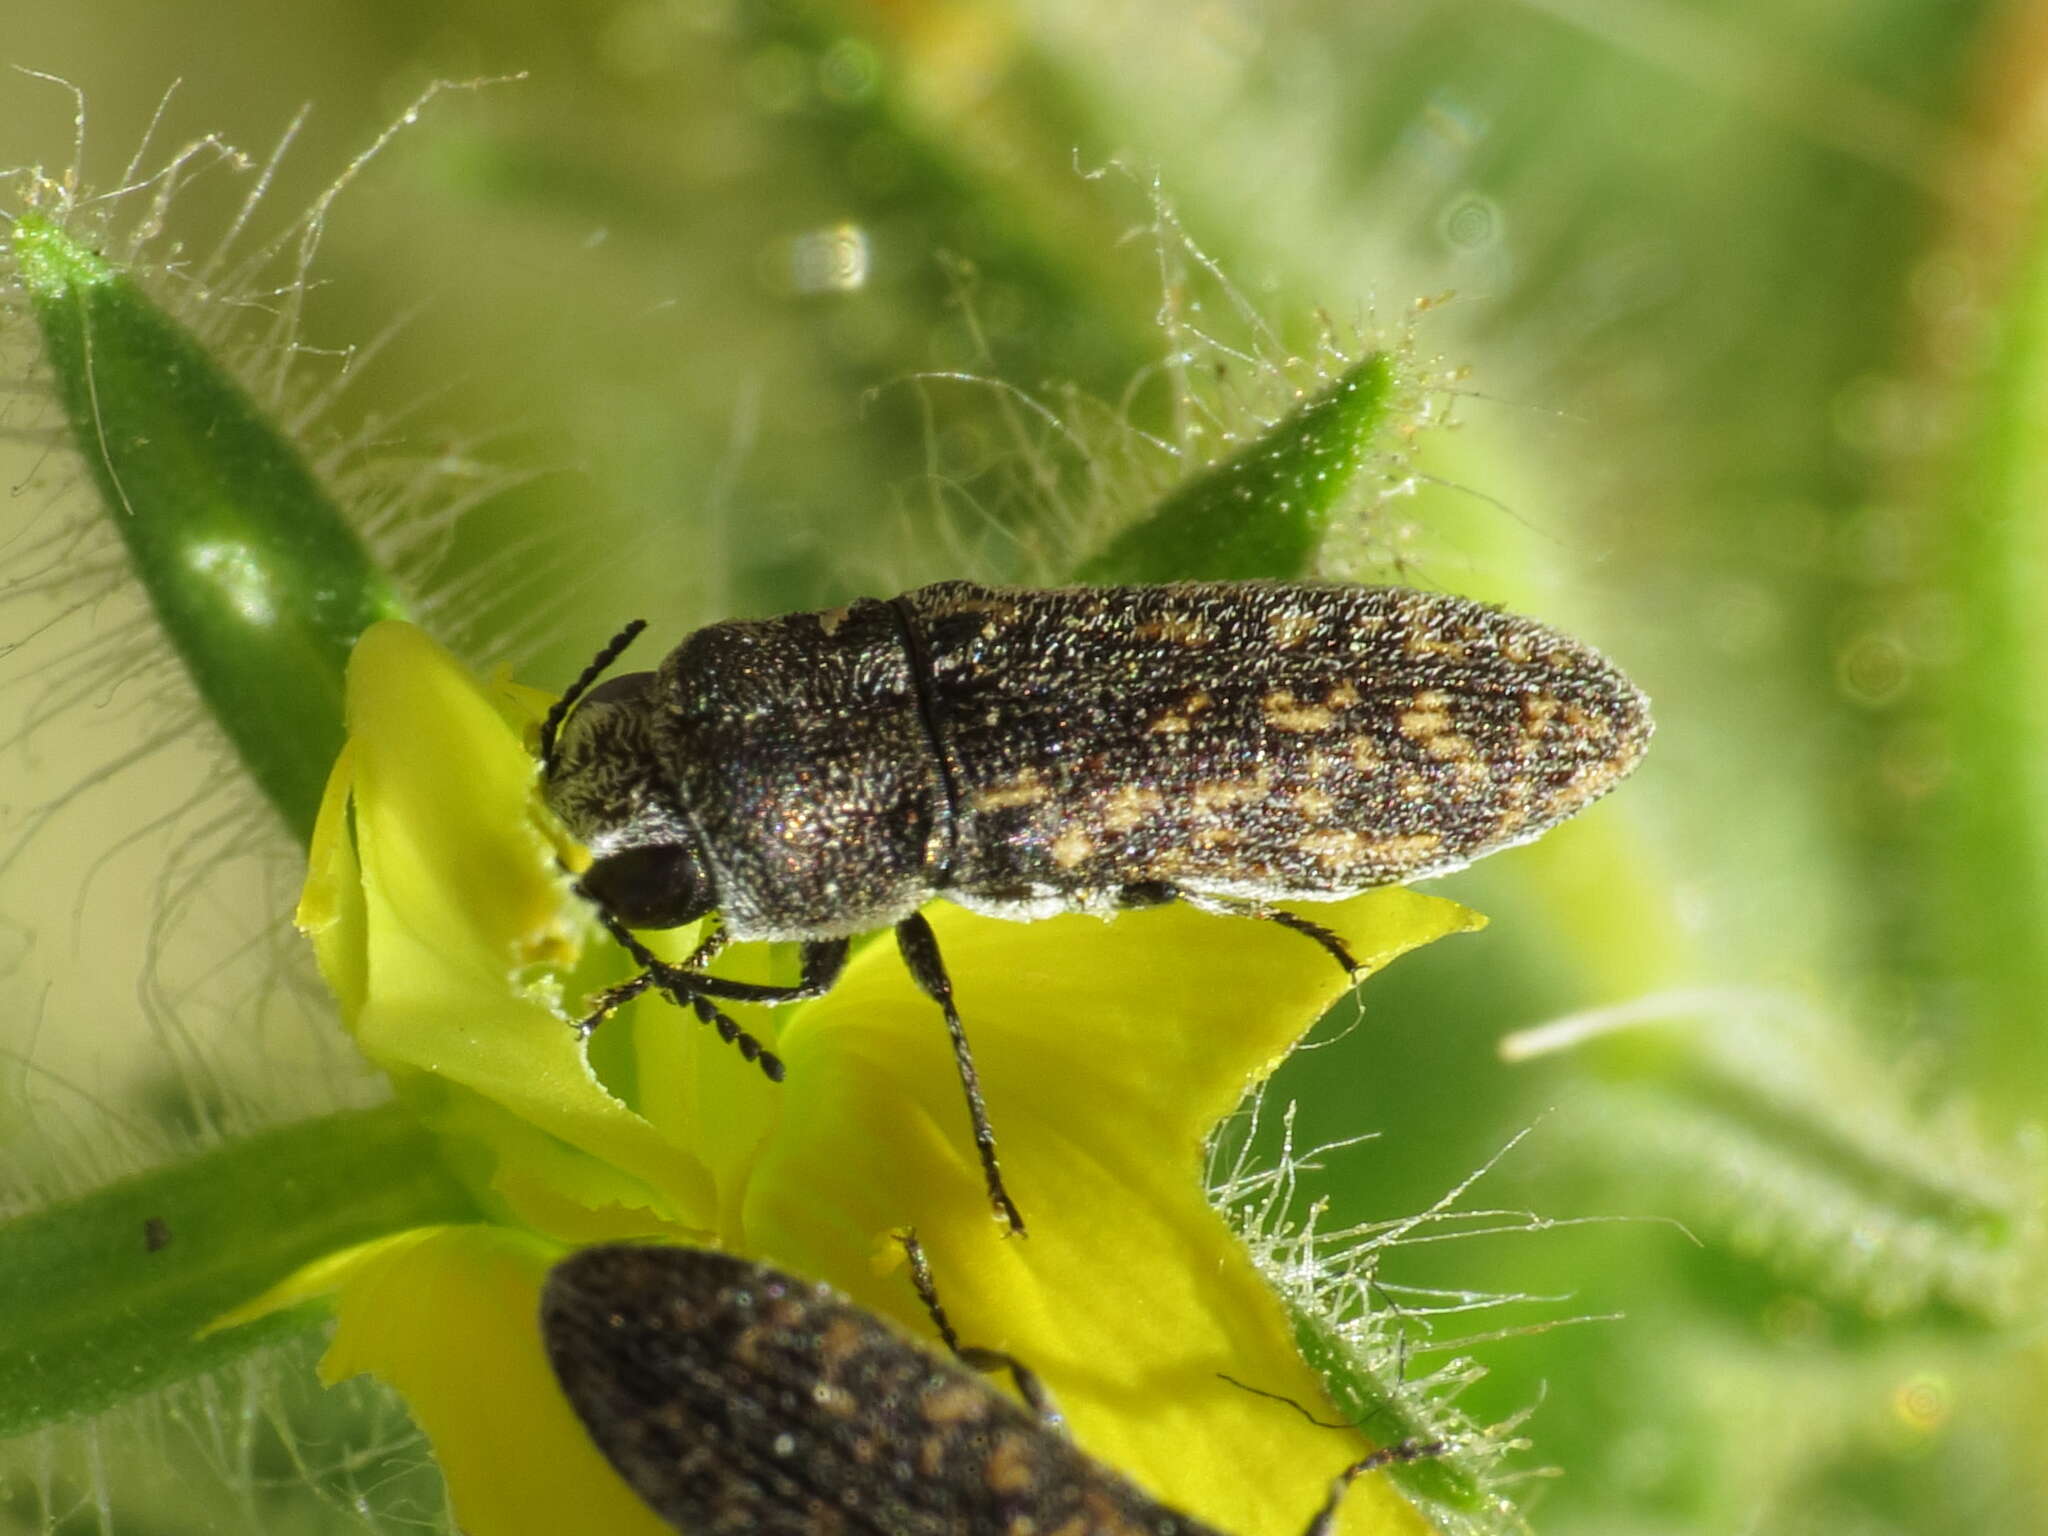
[894,911,1025,1236]
[599,910,847,1009]
[1298,1440,1449,1536]
[576,972,787,1081]
[1261,907,1361,976]
[896,1229,1061,1428]
[684,937,850,1006]
[682,921,730,970]
[576,968,657,1034]
[1171,889,1361,977]
[580,915,824,1080]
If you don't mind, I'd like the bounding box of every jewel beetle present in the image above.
[539,580,1652,1232]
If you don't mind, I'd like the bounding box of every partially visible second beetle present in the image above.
[541,1238,1444,1536]
[539,580,1653,1231]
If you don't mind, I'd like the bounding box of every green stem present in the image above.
[0,1102,479,1436]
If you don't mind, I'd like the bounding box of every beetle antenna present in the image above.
[540,619,649,773]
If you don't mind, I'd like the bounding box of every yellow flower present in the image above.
[239,618,1481,1536]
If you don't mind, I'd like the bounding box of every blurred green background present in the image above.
[1,1,2042,1532]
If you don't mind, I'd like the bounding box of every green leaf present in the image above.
[1074,351,1399,582]
[10,213,407,846]
[0,1103,479,1436]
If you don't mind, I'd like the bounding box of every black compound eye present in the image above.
[578,671,654,710]
[582,843,715,930]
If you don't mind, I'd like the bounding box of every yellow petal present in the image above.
[311,621,717,1234]
[742,891,1477,1535]
[318,1225,672,1536]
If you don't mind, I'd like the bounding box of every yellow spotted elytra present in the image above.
[539,581,1653,1232]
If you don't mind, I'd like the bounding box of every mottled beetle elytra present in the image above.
[539,581,1653,1232]
[541,1240,1444,1536]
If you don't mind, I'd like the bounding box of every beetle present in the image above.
[541,1239,1444,1536]
[539,580,1653,1232]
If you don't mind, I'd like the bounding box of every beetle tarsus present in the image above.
[1263,907,1361,977]
[1174,889,1362,978]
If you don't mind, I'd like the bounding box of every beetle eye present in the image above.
[578,671,654,711]
[582,843,715,930]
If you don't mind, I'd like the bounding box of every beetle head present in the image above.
[542,668,719,930]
